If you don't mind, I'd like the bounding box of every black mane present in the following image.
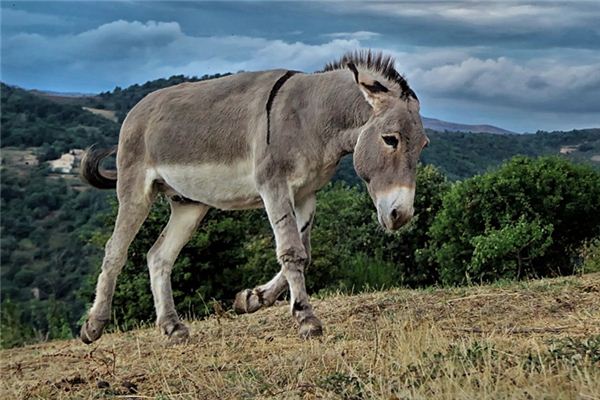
[323,50,417,100]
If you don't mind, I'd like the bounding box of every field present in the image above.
[81,107,118,122]
[1,274,599,399]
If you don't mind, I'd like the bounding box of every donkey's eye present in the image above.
[382,135,399,149]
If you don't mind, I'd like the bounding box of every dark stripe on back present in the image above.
[266,70,298,145]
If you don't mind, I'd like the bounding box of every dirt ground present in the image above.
[2,273,599,399]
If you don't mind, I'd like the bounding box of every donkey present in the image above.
[79,50,429,344]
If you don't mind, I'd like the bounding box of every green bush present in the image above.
[428,156,600,284]
[469,218,554,280]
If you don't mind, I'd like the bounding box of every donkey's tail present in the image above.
[80,145,118,189]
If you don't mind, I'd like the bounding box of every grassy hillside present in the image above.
[334,128,600,184]
[0,83,120,159]
[422,129,600,181]
[2,273,598,399]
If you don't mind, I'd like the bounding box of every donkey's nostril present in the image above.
[390,209,398,220]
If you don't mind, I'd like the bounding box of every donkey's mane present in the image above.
[323,50,417,100]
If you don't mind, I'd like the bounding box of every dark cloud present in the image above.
[1,19,361,91]
[1,1,599,131]
[327,1,600,50]
[407,56,600,114]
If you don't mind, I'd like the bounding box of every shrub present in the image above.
[428,156,600,284]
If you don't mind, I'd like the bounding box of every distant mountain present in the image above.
[32,89,95,98]
[422,117,517,135]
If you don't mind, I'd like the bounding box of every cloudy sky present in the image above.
[2,1,600,132]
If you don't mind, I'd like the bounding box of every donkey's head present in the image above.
[348,62,428,231]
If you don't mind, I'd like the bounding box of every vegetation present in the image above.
[427,156,600,284]
[2,273,599,399]
[579,237,600,274]
[82,157,599,333]
[0,166,111,348]
[1,83,119,160]
[1,75,599,349]
[422,129,600,180]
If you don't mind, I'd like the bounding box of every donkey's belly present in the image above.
[154,162,263,210]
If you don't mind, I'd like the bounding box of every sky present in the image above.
[1,1,600,133]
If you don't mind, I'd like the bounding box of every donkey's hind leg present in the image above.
[233,271,288,314]
[81,180,155,344]
[147,200,208,343]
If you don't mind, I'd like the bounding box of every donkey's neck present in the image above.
[308,70,373,159]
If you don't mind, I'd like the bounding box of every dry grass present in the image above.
[81,107,118,122]
[2,274,599,400]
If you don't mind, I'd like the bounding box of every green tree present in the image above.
[0,298,36,348]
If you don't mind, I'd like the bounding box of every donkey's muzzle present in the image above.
[375,185,415,231]
[380,207,414,231]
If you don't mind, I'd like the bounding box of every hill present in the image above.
[335,128,600,183]
[422,117,517,135]
[421,129,600,180]
[1,273,599,399]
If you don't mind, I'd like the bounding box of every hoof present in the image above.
[233,289,263,314]
[80,318,107,344]
[298,316,323,339]
[165,322,190,344]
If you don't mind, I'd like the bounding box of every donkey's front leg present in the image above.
[233,195,315,315]
[261,189,322,338]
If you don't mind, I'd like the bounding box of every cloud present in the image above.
[409,56,600,113]
[327,1,600,50]
[323,31,381,41]
[1,16,599,127]
[153,37,360,78]
[334,1,600,29]
[1,20,359,90]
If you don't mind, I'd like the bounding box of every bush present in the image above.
[428,156,600,284]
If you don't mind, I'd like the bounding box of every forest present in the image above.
[1,76,599,348]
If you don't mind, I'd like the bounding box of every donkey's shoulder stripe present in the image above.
[266,70,298,145]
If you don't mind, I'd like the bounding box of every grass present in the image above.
[1,273,599,399]
[81,107,118,122]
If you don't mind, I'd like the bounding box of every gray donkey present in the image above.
[80,50,429,344]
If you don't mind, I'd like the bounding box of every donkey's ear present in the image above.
[347,62,390,111]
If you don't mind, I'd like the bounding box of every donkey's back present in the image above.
[124,69,289,167]
[112,69,291,210]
